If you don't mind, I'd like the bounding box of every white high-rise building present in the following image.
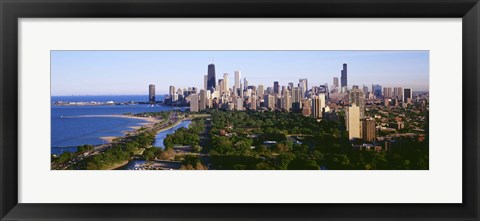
[234,71,241,89]
[257,85,264,99]
[223,73,229,93]
[190,94,199,112]
[299,79,307,98]
[312,94,326,119]
[347,104,361,140]
[199,89,206,111]
[236,97,244,111]
[204,75,208,90]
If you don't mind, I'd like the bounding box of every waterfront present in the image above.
[51,95,184,155]
[153,120,192,148]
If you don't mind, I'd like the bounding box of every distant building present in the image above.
[394,87,403,100]
[274,81,280,95]
[340,63,348,88]
[204,75,208,90]
[199,89,206,111]
[299,78,308,93]
[403,88,412,102]
[251,96,257,110]
[148,84,155,104]
[347,104,361,140]
[234,71,241,91]
[302,99,312,117]
[207,64,216,92]
[218,79,224,95]
[257,85,264,99]
[190,94,199,112]
[292,87,303,111]
[333,77,339,89]
[264,94,275,110]
[372,84,382,98]
[223,73,229,93]
[349,89,365,118]
[362,119,376,142]
[236,97,244,111]
[169,86,177,102]
[383,87,393,98]
[362,85,369,98]
[312,94,325,119]
[298,79,307,98]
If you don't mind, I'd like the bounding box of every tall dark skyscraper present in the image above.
[403,88,412,102]
[148,84,155,104]
[273,81,280,95]
[207,63,216,92]
[372,84,382,97]
[341,63,348,88]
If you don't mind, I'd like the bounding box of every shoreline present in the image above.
[62,114,160,124]
[154,118,192,134]
[64,114,161,143]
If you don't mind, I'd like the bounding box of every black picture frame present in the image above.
[1,0,479,220]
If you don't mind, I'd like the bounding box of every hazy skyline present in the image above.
[51,51,429,96]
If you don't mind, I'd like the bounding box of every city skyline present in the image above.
[51,51,429,96]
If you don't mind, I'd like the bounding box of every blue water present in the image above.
[51,95,185,155]
[118,159,147,170]
[153,120,192,148]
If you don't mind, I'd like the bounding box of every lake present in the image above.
[51,95,187,155]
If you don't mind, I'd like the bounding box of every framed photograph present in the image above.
[1,0,479,220]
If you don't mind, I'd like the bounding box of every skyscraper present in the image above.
[234,71,241,89]
[299,78,308,92]
[362,119,376,142]
[347,104,361,140]
[299,79,307,97]
[273,81,280,95]
[223,73,229,93]
[199,89,206,111]
[190,94,199,112]
[264,94,275,110]
[302,99,312,117]
[312,94,325,119]
[204,75,208,90]
[207,64,216,92]
[363,85,369,97]
[257,85,264,99]
[341,63,348,88]
[251,96,257,110]
[349,89,365,118]
[403,88,412,102]
[333,77,339,88]
[218,79,224,95]
[169,86,177,102]
[383,87,393,98]
[288,82,294,90]
[148,84,155,104]
[292,87,303,111]
[243,77,248,91]
[392,87,403,100]
[372,84,382,97]
[236,97,244,111]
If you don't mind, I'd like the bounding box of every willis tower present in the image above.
[207,63,216,93]
[341,63,347,88]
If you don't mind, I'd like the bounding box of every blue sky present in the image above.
[51,51,429,95]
